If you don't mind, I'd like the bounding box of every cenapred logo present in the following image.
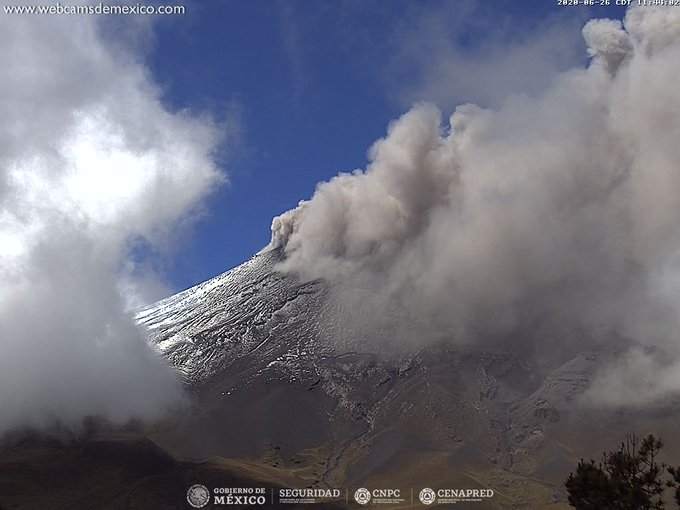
[419,487,495,505]
[419,487,436,505]
[186,484,210,508]
[354,487,371,505]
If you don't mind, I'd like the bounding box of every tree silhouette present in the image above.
[566,434,671,509]
[666,466,680,507]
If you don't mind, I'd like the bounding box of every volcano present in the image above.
[3,245,680,509]
[132,245,680,508]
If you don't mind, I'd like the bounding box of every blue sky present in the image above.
[146,0,627,292]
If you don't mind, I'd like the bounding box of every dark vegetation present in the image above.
[566,434,680,509]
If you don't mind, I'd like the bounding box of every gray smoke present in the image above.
[271,6,680,406]
[0,13,224,432]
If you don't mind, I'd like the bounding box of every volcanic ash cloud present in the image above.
[271,7,680,406]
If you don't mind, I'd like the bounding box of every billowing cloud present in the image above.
[0,12,225,432]
[271,6,680,406]
[387,3,586,110]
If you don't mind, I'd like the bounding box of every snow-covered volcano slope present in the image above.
[137,247,329,387]
[136,248,680,506]
[136,247,420,475]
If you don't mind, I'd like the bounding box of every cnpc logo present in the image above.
[354,488,371,505]
[353,487,402,505]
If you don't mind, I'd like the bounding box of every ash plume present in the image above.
[271,7,680,406]
[0,13,225,432]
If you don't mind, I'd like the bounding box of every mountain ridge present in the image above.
[134,246,680,508]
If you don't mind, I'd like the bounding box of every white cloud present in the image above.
[0,12,225,432]
[386,4,587,109]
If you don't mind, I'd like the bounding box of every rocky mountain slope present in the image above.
[135,247,680,508]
